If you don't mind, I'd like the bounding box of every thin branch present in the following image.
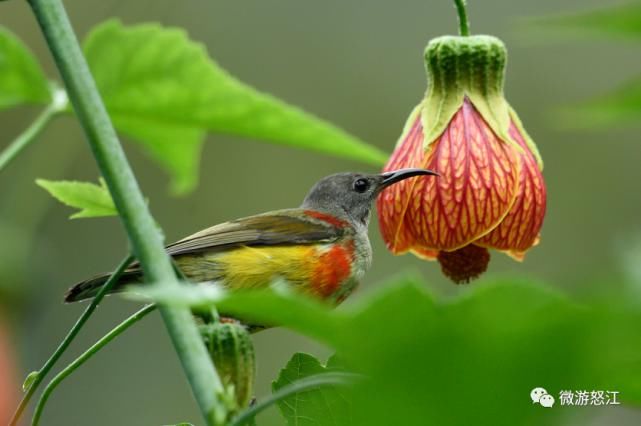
[9,254,134,426]
[230,372,361,426]
[31,304,157,425]
[26,0,227,424]
[0,88,67,175]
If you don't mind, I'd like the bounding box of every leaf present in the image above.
[127,284,339,343]
[347,281,641,425]
[272,353,351,426]
[0,26,50,109]
[558,77,641,128]
[535,3,641,40]
[83,20,387,194]
[141,276,641,425]
[114,115,204,194]
[36,178,117,219]
[233,372,357,426]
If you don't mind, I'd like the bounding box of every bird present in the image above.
[65,168,437,306]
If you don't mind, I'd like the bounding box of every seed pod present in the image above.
[200,321,255,412]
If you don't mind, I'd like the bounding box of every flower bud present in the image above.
[377,35,546,283]
[200,321,255,413]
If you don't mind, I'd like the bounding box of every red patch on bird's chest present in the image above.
[304,210,348,228]
[312,242,354,297]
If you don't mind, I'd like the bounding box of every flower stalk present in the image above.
[453,0,470,36]
[25,0,228,424]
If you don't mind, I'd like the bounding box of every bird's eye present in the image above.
[353,178,369,193]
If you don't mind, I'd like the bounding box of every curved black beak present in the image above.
[379,168,439,190]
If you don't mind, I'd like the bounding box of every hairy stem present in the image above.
[31,304,157,425]
[26,0,227,424]
[0,88,66,174]
[453,0,470,36]
[9,254,133,426]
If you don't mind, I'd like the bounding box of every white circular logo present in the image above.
[531,387,554,408]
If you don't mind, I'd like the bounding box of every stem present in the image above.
[230,372,361,426]
[26,1,227,424]
[9,254,133,426]
[31,304,157,425]
[0,99,60,174]
[453,0,470,36]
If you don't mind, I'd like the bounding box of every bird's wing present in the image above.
[165,209,347,257]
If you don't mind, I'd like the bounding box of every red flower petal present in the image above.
[377,112,425,253]
[476,119,547,258]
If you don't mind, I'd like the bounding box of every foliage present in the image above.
[0,21,386,194]
[0,26,51,110]
[272,353,351,426]
[83,20,386,193]
[35,178,117,219]
[136,276,641,425]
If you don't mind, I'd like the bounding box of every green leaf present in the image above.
[114,115,204,194]
[36,178,117,219]
[535,3,641,40]
[558,77,641,128]
[232,372,357,426]
[350,281,641,425]
[0,26,50,109]
[83,20,387,194]
[127,284,339,343]
[272,353,352,426]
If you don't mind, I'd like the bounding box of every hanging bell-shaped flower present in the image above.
[377,34,546,283]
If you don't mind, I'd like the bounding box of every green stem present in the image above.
[31,304,157,426]
[0,97,62,174]
[26,0,227,424]
[9,254,133,426]
[453,0,470,36]
[230,372,361,426]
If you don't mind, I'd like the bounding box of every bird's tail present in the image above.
[64,270,142,303]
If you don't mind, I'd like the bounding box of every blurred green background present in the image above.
[1,0,641,424]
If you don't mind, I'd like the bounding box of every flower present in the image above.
[376,35,546,283]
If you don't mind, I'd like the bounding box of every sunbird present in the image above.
[65,168,437,304]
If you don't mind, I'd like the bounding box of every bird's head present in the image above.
[301,168,438,227]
